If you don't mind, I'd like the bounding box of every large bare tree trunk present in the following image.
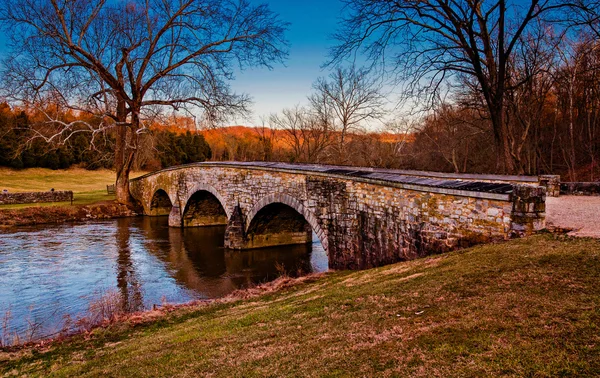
[114,101,136,207]
[115,147,135,207]
[490,104,517,174]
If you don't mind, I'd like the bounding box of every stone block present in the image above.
[487,208,500,217]
[539,175,561,197]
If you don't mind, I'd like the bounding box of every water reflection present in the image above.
[115,220,144,312]
[138,217,316,298]
[0,217,327,341]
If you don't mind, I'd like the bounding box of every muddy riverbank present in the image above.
[0,201,137,227]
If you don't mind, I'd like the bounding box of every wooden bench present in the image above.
[106,184,115,195]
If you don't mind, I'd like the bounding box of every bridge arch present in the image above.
[148,188,174,216]
[181,183,230,227]
[245,193,328,253]
[182,183,230,218]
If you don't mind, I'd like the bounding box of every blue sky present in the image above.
[232,0,345,124]
[0,0,349,125]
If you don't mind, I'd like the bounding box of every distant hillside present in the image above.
[199,125,414,162]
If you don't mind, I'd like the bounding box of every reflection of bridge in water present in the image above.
[129,217,321,300]
[131,162,549,270]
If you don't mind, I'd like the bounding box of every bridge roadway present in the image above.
[130,162,547,270]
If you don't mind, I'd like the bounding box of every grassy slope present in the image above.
[2,235,600,377]
[0,168,146,208]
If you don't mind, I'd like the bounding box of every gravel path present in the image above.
[546,196,600,238]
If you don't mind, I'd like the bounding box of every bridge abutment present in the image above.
[224,205,246,249]
[510,185,546,236]
[168,205,182,228]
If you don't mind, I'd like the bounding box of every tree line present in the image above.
[207,28,600,182]
[0,0,287,205]
[0,103,211,171]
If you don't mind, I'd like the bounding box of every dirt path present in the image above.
[546,196,600,238]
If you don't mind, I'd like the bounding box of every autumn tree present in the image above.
[0,0,287,205]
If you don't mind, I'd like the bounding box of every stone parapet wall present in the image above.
[378,169,559,197]
[130,163,547,270]
[352,167,540,183]
[560,182,600,196]
[539,175,561,197]
[510,185,546,234]
[0,191,73,205]
[134,162,562,197]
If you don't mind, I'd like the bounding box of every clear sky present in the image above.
[232,0,345,124]
[0,0,351,126]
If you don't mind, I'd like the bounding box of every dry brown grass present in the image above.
[1,235,599,377]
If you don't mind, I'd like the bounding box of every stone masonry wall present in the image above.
[330,181,513,268]
[130,165,546,270]
[560,182,600,196]
[0,191,73,205]
[316,165,560,197]
[539,175,561,197]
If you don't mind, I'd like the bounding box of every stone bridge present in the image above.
[130,162,548,270]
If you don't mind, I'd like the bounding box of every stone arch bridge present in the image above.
[130,162,548,270]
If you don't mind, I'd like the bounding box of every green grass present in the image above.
[2,235,599,377]
[0,168,146,209]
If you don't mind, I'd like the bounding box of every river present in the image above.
[0,217,328,343]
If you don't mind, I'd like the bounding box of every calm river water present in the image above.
[0,217,328,342]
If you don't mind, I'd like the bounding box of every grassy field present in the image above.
[1,235,599,377]
[0,168,146,208]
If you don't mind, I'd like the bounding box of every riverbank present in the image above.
[2,234,599,377]
[0,168,146,226]
[0,201,137,227]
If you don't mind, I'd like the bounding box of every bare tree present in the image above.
[254,117,277,161]
[271,107,305,162]
[421,105,489,173]
[270,106,333,163]
[331,0,578,173]
[574,0,600,35]
[310,66,385,163]
[0,0,287,205]
[503,19,558,174]
[552,33,600,180]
